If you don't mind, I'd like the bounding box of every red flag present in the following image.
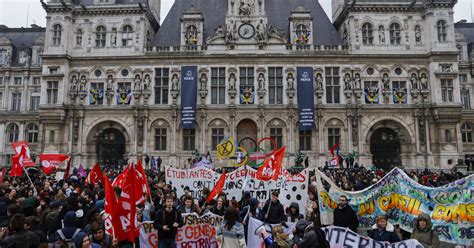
[103,173,117,235]
[11,141,35,167]
[135,160,151,197]
[10,146,29,177]
[112,165,129,188]
[330,143,340,157]
[85,163,104,184]
[114,166,139,242]
[256,146,286,181]
[0,167,6,183]
[64,157,72,179]
[206,171,227,203]
[39,154,70,175]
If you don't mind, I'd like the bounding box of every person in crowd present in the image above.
[305,200,320,228]
[286,202,304,222]
[48,210,82,245]
[270,225,292,248]
[217,206,246,248]
[367,215,400,243]
[74,231,101,248]
[411,213,440,248]
[155,194,183,248]
[90,221,114,248]
[0,214,40,248]
[24,216,47,245]
[261,191,286,224]
[211,197,226,216]
[293,219,329,248]
[179,195,199,214]
[333,195,359,232]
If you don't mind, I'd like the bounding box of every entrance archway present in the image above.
[237,119,258,152]
[370,128,401,170]
[96,128,126,166]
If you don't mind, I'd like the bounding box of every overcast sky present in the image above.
[1,0,474,28]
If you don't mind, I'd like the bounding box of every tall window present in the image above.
[7,123,19,143]
[185,25,198,45]
[461,89,470,110]
[268,67,283,104]
[122,25,133,47]
[96,26,106,47]
[183,129,196,151]
[441,79,453,102]
[89,82,104,105]
[299,130,312,151]
[239,67,254,104]
[76,29,83,46]
[328,128,341,150]
[47,81,59,104]
[52,24,62,46]
[445,130,451,142]
[18,50,27,65]
[155,68,169,105]
[0,50,4,65]
[392,81,406,89]
[33,77,41,85]
[211,128,225,150]
[325,67,340,104]
[459,74,468,83]
[270,128,283,149]
[462,123,473,143]
[0,77,3,86]
[26,124,39,143]
[11,93,21,111]
[295,24,309,44]
[154,128,167,151]
[49,130,55,143]
[211,67,226,104]
[389,23,401,45]
[0,92,3,108]
[362,23,374,45]
[30,96,40,111]
[437,20,447,42]
[14,77,22,85]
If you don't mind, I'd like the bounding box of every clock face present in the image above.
[238,24,255,39]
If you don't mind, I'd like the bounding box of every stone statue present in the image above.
[354,73,361,89]
[226,21,237,42]
[106,75,114,91]
[420,73,428,90]
[229,73,236,90]
[215,25,225,36]
[111,30,117,46]
[410,73,419,90]
[258,73,265,90]
[382,73,390,90]
[200,73,207,91]
[239,1,251,16]
[287,73,294,90]
[70,75,78,92]
[378,26,385,43]
[133,74,141,91]
[171,74,179,91]
[415,26,422,44]
[143,74,151,90]
[79,75,87,91]
[344,73,352,90]
[315,73,323,90]
[255,20,266,42]
[5,52,11,66]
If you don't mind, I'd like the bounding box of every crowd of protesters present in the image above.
[0,158,469,248]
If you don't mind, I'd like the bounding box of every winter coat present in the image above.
[217,221,246,248]
[287,202,304,223]
[293,220,328,248]
[48,211,82,243]
[410,213,440,248]
[1,230,40,248]
[333,204,359,232]
[261,199,286,224]
[368,222,401,243]
[154,207,183,240]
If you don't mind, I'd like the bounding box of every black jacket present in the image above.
[154,208,183,240]
[261,199,286,224]
[1,230,40,248]
[333,205,359,232]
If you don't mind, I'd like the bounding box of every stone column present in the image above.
[347,116,353,152]
[289,113,294,153]
[143,114,149,155]
[172,115,177,154]
[318,117,324,154]
[19,122,25,141]
[456,122,463,155]
[425,118,431,154]
[77,113,84,154]
[201,113,206,153]
[0,122,5,165]
[38,122,45,154]
[68,114,74,154]
[414,115,420,154]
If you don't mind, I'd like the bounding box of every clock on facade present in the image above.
[238,23,255,39]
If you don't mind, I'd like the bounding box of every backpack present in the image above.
[48,229,81,248]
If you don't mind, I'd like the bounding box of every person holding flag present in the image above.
[261,191,286,225]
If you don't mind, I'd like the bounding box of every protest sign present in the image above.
[247,217,295,248]
[165,166,218,199]
[176,212,223,248]
[322,226,423,248]
[315,168,474,245]
[139,221,158,248]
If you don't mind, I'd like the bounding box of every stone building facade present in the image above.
[0,0,472,169]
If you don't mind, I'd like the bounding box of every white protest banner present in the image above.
[176,212,223,248]
[247,217,295,248]
[165,166,218,199]
[322,226,423,248]
[139,221,158,248]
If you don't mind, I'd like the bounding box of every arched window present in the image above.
[462,123,473,143]
[437,20,447,42]
[295,24,310,44]
[122,25,133,47]
[52,24,62,46]
[362,23,373,45]
[389,23,401,45]
[95,26,106,47]
[7,123,19,143]
[76,29,83,46]
[26,124,39,143]
[185,25,199,45]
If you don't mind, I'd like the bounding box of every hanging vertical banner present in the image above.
[297,67,315,130]
[181,66,198,129]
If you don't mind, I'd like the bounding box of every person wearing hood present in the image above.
[73,231,101,248]
[261,191,286,224]
[410,213,439,248]
[367,215,400,243]
[48,210,82,243]
[239,197,261,241]
[292,219,329,248]
[286,202,304,223]
[333,195,359,232]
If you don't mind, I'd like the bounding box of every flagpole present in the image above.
[22,167,38,197]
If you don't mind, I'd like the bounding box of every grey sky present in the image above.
[1,0,473,28]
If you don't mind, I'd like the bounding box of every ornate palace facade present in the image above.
[1,0,472,169]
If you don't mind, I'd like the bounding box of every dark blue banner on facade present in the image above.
[180,66,198,129]
[297,67,315,130]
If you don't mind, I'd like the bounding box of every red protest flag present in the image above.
[0,167,6,183]
[112,164,129,188]
[11,141,35,167]
[63,157,72,179]
[10,145,29,177]
[256,146,286,181]
[85,163,104,184]
[135,160,151,197]
[39,154,70,175]
[103,173,118,235]
[114,166,139,242]
[206,171,227,203]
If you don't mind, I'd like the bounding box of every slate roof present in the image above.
[153,0,343,46]
[455,22,474,45]
[0,27,45,47]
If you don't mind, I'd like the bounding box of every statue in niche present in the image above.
[106,75,114,91]
[229,73,236,91]
[143,74,151,90]
[420,73,428,90]
[70,75,78,92]
[133,74,141,91]
[344,73,352,90]
[79,75,87,91]
[378,26,385,43]
[287,73,294,90]
[382,73,390,90]
[315,73,323,90]
[5,52,11,66]
[226,21,237,42]
[255,20,266,42]
[111,29,117,46]
[354,73,361,89]
[171,74,179,91]
[200,74,207,91]
[258,73,265,90]
[415,26,422,44]
[410,73,419,90]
